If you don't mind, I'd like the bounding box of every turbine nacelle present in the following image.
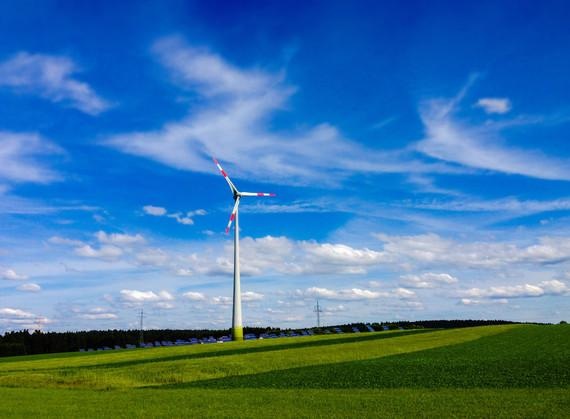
[213,158,276,233]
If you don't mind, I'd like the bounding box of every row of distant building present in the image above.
[78,324,394,352]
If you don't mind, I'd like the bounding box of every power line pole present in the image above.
[314,300,323,328]
[139,309,144,347]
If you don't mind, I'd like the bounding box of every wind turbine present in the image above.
[213,158,275,341]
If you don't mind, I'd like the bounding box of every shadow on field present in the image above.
[161,325,569,390]
[59,329,434,372]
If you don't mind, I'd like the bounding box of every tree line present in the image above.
[0,319,528,357]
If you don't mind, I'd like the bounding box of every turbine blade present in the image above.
[225,197,240,234]
[240,192,276,197]
[213,158,239,195]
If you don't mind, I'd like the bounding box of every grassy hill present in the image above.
[0,324,568,417]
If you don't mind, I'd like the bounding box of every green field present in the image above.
[0,324,568,418]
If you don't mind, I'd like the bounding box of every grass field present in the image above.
[0,324,568,417]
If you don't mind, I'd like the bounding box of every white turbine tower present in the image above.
[213,158,275,341]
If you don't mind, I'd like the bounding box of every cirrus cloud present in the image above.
[0,51,110,115]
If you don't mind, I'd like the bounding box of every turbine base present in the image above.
[232,326,244,341]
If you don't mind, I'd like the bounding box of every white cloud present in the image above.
[189,233,561,279]
[81,312,118,320]
[120,289,174,303]
[48,236,85,246]
[407,197,570,215]
[475,98,511,114]
[0,131,61,184]
[242,291,264,302]
[143,205,167,216]
[188,209,207,216]
[463,280,569,299]
[135,248,169,266]
[0,307,49,329]
[189,236,391,277]
[0,52,110,115]
[400,272,458,288]
[0,307,34,318]
[153,37,279,97]
[74,244,123,261]
[393,288,416,299]
[182,291,207,301]
[416,84,570,181]
[17,283,41,292]
[76,307,118,320]
[459,298,509,306]
[212,296,232,305]
[104,36,454,187]
[175,268,193,276]
[302,242,387,269]
[375,233,570,269]
[300,287,389,301]
[168,213,194,225]
[143,205,206,225]
[322,304,348,313]
[96,231,146,246]
[155,301,175,310]
[1,268,28,281]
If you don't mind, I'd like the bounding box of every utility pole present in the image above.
[314,300,323,328]
[139,309,144,347]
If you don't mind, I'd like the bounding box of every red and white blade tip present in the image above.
[225,213,236,233]
[213,158,229,177]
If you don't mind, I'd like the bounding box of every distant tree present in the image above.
[560,320,568,324]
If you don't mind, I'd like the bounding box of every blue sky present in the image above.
[1,0,569,332]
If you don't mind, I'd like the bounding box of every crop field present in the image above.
[0,324,568,418]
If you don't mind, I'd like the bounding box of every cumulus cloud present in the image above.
[179,232,570,279]
[302,242,387,272]
[0,131,62,184]
[0,307,34,318]
[462,280,569,299]
[242,291,264,302]
[322,304,348,313]
[135,248,169,266]
[155,301,175,309]
[142,205,206,225]
[459,298,509,306]
[95,231,145,246]
[52,231,146,263]
[393,288,417,299]
[299,287,389,301]
[400,272,458,288]
[0,307,49,329]
[475,98,511,114]
[0,52,110,115]
[182,291,207,301]
[74,244,123,261]
[212,296,232,305]
[175,268,193,276]
[200,292,262,304]
[48,236,85,246]
[74,307,118,320]
[17,283,41,292]
[188,236,392,277]
[168,213,194,225]
[120,290,175,307]
[1,268,28,281]
[375,233,570,269]
[143,205,167,216]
